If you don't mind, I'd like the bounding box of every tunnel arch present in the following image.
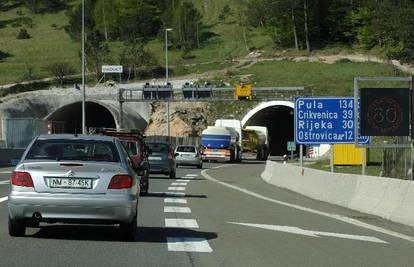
[45,101,117,134]
[242,101,295,156]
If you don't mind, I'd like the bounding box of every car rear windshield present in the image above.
[147,143,169,153]
[176,146,196,153]
[25,139,120,162]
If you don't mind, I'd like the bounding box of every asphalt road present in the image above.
[1,161,414,267]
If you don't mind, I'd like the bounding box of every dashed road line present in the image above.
[0,180,10,185]
[0,171,12,174]
[171,182,188,186]
[167,237,213,253]
[176,179,190,182]
[165,219,199,229]
[164,198,187,204]
[0,196,8,203]
[168,187,186,191]
[185,174,198,177]
[164,206,191,213]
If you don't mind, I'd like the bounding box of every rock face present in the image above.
[145,102,208,137]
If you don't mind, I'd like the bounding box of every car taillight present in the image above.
[108,175,133,189]
[11,171,34,187]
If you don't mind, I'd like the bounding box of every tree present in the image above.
[85,30,110,79]
[164,0,203,50]
[65,0,97,40]
[24,0,66,13]
[116,0,162,41]
[119,38,157,80]
[46,62,76,86]
[93,0,118,40]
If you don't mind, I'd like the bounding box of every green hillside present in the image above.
[0,0,275,85]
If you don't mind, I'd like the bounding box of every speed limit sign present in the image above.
[360,88,410,136]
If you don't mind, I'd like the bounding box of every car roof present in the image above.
[37,134,116,142]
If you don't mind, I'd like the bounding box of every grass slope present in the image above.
[0,5,80,84]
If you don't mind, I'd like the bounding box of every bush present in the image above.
[46,62,76,86]
[0,50,11,61]
[16,28,30,39]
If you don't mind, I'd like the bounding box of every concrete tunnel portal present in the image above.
[46,101,116,133]
[242,101,297,156]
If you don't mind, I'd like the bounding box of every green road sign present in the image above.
[287,141,296,152]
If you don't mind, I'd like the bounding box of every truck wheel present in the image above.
[256,147,263,160]
[230,149,236,162]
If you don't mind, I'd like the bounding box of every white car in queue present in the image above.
[8,134,140,240]
[175,145,203,169]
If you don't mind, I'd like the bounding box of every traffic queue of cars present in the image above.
[7,130,204,240]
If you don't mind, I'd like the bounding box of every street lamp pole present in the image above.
[165,28,172,141]
[81,0,86,134]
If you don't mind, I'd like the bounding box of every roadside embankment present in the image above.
[261,161,414,228]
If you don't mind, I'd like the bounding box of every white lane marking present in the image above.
[164,198,187,204]
[0,171,12,174]
[0,196,8,203]
[176,179,190,182]
[171,182,188,186]
[168,187,186,191]
[164,206,191,213]
[185,174,198,178]
[201,167,414,243]
[167,237,213,253]
[228,222,387,244]
[165,219,199,228]
[0,180,10,185]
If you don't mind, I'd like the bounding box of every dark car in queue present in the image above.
[8,134,140,240]
[94,128,150,195]
[146,141,176,179]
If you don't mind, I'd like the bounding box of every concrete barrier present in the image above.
[261,161,414,227]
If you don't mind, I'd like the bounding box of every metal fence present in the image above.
[145,135,200,148]
[1,118,48,149]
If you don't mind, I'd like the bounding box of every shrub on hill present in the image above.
[16,28,30,39]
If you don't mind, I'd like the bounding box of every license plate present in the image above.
[149,156,162,160]
[48,178,93,189]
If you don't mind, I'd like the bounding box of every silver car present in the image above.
[175,145,203,169]
[8,134,140,240]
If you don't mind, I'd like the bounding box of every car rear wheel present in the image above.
[169,171,176,179]
[8,216,26,237]
[120,213,137,241]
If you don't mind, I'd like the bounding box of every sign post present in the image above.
[287,141,296,160]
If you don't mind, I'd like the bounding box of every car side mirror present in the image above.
[174,153,179,157]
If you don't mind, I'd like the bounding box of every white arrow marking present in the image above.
[228,222,387,244]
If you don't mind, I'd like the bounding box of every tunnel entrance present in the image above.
[242,102,297,156]
[46,102,116,133]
